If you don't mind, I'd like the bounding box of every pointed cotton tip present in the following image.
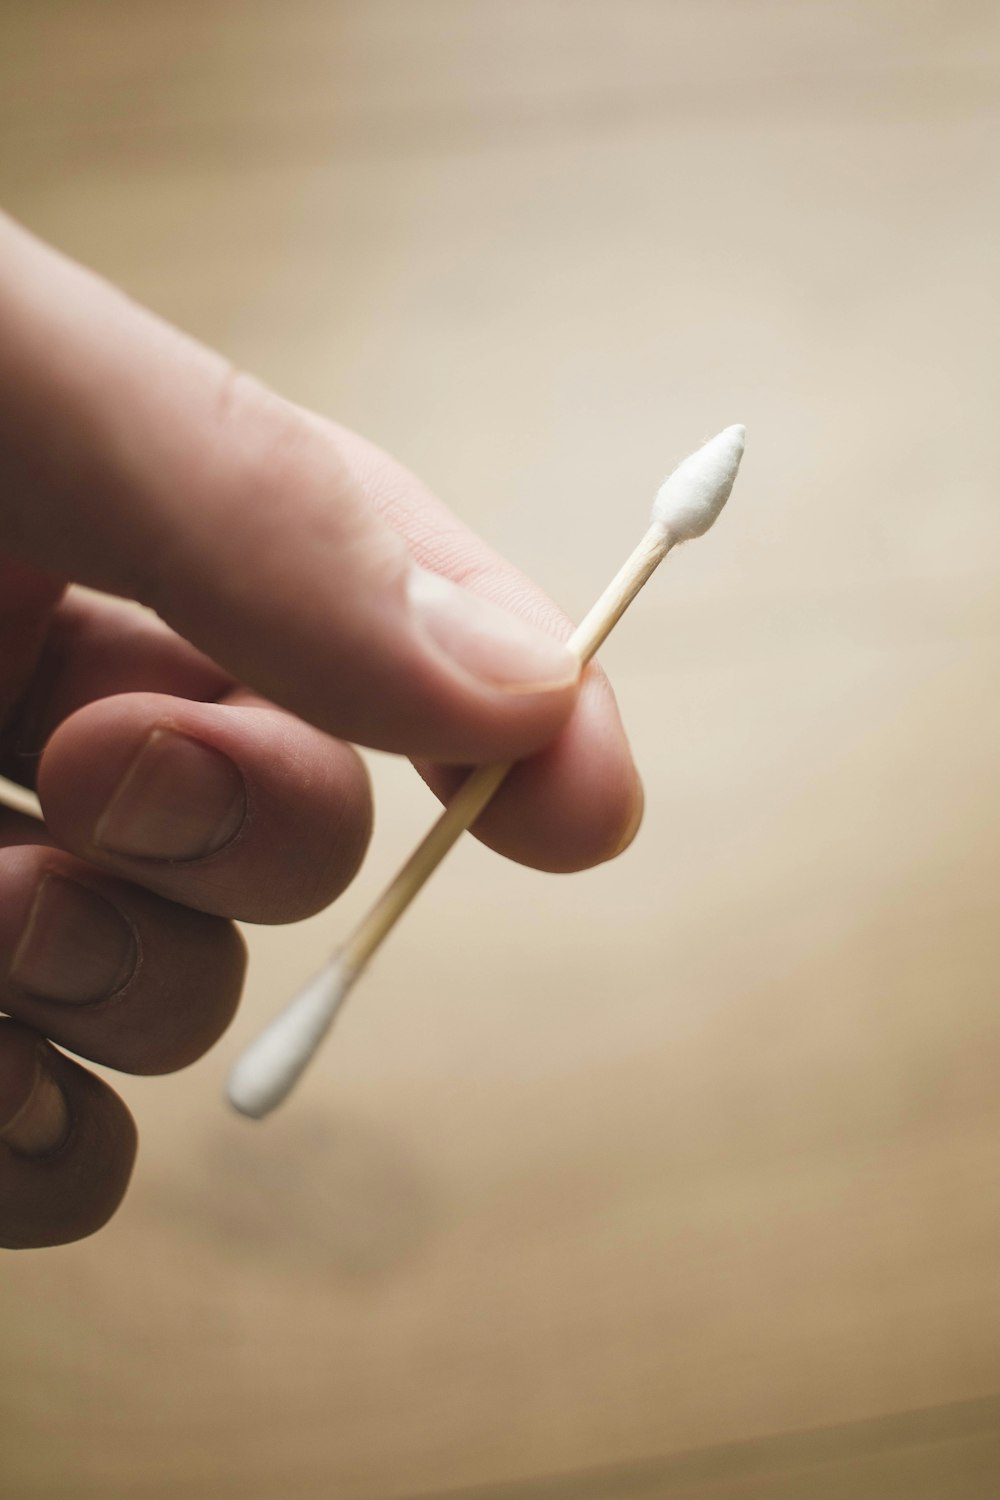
[651,424,745,542]
[226,961,354,1119]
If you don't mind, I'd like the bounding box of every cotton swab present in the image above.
[227,424,746,1119]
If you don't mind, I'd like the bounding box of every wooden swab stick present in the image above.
[227,424,746,1118]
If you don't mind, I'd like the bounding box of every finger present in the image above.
[37,692,372,923]
[0,1019,137,1248]
[0,556,65,730]
[0,845,246,1074]
[0,214,579,765]
[0,588,232,788]
[418,672,644,872]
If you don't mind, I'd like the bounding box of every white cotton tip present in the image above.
[226,960,354,1119]
[651,424,745,542]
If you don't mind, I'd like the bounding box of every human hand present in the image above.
[0,214,641,1247]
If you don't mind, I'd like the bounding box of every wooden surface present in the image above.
[2,3,1000,1496]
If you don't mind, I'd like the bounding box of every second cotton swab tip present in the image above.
[226,960,356,1118]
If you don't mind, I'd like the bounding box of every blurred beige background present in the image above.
[2,2,1000,1496]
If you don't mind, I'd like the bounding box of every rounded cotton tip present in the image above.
[226,961,353,1119]
[652,424,745,542]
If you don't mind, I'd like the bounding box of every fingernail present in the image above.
[0,1050,70,1157]
[408,568,578,693]
[95,729,246,861]
[10,875,138,1006]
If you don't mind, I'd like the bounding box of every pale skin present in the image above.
[0,213,642,1249]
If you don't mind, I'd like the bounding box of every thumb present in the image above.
[0,215,578,762]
